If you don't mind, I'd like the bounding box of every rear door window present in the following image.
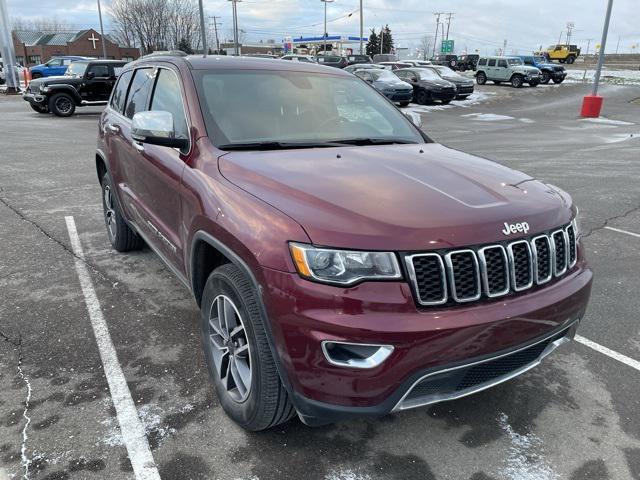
[497,60,507,68]
[478,58,487,66]
[124,68,154,119]
[87,64,110,78]
[488,59,496,67]
[110,69,133,114]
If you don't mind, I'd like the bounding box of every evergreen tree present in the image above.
[381,25,394,54]
[366,29,379,57]
[178,37,194,54]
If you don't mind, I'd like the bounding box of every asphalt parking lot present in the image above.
[1,80,639,480]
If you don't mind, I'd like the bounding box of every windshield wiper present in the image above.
[218,141,355,151]
[330,138,419,146]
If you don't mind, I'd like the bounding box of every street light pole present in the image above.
[321,0,334,54]
[359,0,363,55]
[228,0,241,56]
[96,0,108,59]
[198,0,207,56]
[592,0,614,96]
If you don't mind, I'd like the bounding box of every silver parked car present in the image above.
[344,63,385,74]
[421,65,475,100]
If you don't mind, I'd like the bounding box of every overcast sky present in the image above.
[7,0,640,54]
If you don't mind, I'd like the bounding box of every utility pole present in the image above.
[96,0,108,59]
[380,25,383,54]
[0,0,20,94]
[585,38,593,57]
[359,0,363,55]
[502,39,507,55]
[229,0,241,56]
[444,12,454,42]
[566,22,575,45]
[198,0,207,55]
[210,16,221,53]
[433,12,444,57]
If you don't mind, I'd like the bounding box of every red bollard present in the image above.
[580,95,604,118]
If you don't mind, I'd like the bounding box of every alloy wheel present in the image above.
[103,185,117,240]
[55,96,72,115]
[208,295,252,402]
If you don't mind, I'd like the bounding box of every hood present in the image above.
[421,79,454,88]
[516,66,540,74]
[375,79,412,89]
[28,75,81,89]
[443,76,474,85]
[219,143,572,251]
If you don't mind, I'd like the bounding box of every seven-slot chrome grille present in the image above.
[406,222,578,306]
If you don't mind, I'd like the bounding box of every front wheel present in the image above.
[540,71,551,84]
[441,99,452,104]
[456,95,470,100]
[399,101,411,107]
[49,93,76,117]
[566,56,575,64]
[415,89,430,105]
[529,81,539,87]
[201,264,295,431]
[29,103,49,114]
[476,72,487,85]
[511,74,524,88]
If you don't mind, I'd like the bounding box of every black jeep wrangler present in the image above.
[457,54,479,71]
[431,54,459,69]
[23,60,127,117]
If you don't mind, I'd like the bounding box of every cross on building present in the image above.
[88,34,100,49]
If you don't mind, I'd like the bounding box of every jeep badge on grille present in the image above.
[502,222,530,235]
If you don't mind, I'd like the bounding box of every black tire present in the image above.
[29,103,49,114]
[31,72,42,79]
[201,264,295,431]
[456,95,470,100]
[449,60,457,68]
[49,92,76,117]
[101,173,144,252]
[415,89,430,105]
[476,72,487,85]
[441,99,452,104]
[529,81,539,87]
[552,77,564,84]
[510,74,524,88]
[399,101,411,107]
[566,56,575,64]
[492,80,501,85]
[559,58,566,64]
[540,71,551,84]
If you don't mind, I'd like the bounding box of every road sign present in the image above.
[441,39,454,53]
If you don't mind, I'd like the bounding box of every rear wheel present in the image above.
[566,56,576,64]
[399,101,411,107]
[49,93,76,117]
[441,99,452,104]
[476,72,487,85]
[552,77,564,84]
[201,264,295,431]
[29,103,49,114]
[540,71,551,84]
[101,173,144,252]
[510,74,524,88]
[415,89,430,105]
[559,58,566,64]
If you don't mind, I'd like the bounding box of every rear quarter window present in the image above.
[110,69,133,115]
[488,59,496,67]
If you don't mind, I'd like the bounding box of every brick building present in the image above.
[12,28,140,67]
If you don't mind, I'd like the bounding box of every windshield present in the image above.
[416,69,441,81]
[507,58,523,66]
[534,56,547,64]
[370,70,397,81]
[194,70,423,148]
[65,62,88,77]
[432,66,462,78]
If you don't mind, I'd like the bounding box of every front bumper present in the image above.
[384,90,414,102]
[431,89,457,101]
[22,92,46,104]
[261,258,592,425]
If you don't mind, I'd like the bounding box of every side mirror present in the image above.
[86,71,95,79]
[403,111,422,129]
[131,111,189,149]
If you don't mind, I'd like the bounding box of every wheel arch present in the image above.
[95,150,108,184]
[48,86,82,104]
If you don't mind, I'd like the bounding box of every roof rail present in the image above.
[140,50,189,59]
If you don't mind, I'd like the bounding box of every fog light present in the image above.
[321,341,394,369]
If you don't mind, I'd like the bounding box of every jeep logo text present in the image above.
[502,221,530,235]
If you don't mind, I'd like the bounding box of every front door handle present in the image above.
[132,141,145,153]
[106,123,119,133]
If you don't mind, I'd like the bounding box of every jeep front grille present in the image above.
[406,222,578,306]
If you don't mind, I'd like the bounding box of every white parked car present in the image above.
[280,55,317,63]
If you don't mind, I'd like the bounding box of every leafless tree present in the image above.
[11,16,71,32]
[420,35,432,60]
[109,0,202,54]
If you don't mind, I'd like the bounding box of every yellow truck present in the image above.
[545,44,581,64]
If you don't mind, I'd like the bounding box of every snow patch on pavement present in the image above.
[565,69,640,86]
[604,133,640,143]
[404,91,495,115]
[497,413,559,480]
[580,117,635,126]
[325,468,371,480]
[461,113,515,121]
[519,118,536,124]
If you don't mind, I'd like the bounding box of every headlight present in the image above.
[39,85,49,93]
[573,207,581,239]
[289,243,402,285]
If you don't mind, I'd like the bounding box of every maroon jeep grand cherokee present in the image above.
[96,55,592,430]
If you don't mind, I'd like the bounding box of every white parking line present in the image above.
[604,226,640,239]
[575,335,640,372]
[65,216,161,480]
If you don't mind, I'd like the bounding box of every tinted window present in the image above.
[478,58,487,66]
[110,69,133,114]
[150,69,188,139]
[497,60,507,68]
[523,58,534,66]
[88,64,110,78]
[47,59,62,67]
[124,68,154,119]
[488,59,496,67]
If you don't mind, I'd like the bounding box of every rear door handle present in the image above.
[132,141,145,153]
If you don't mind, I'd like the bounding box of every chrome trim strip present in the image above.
[552,229,568,276]
[477,245,510,297]
[405,253,448,306]
[531,235,553,285]
[507,240,534,291]
[321,341,394,369]
[444,250,481,302]
[565,223,577,268]
[392,320,577,412]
